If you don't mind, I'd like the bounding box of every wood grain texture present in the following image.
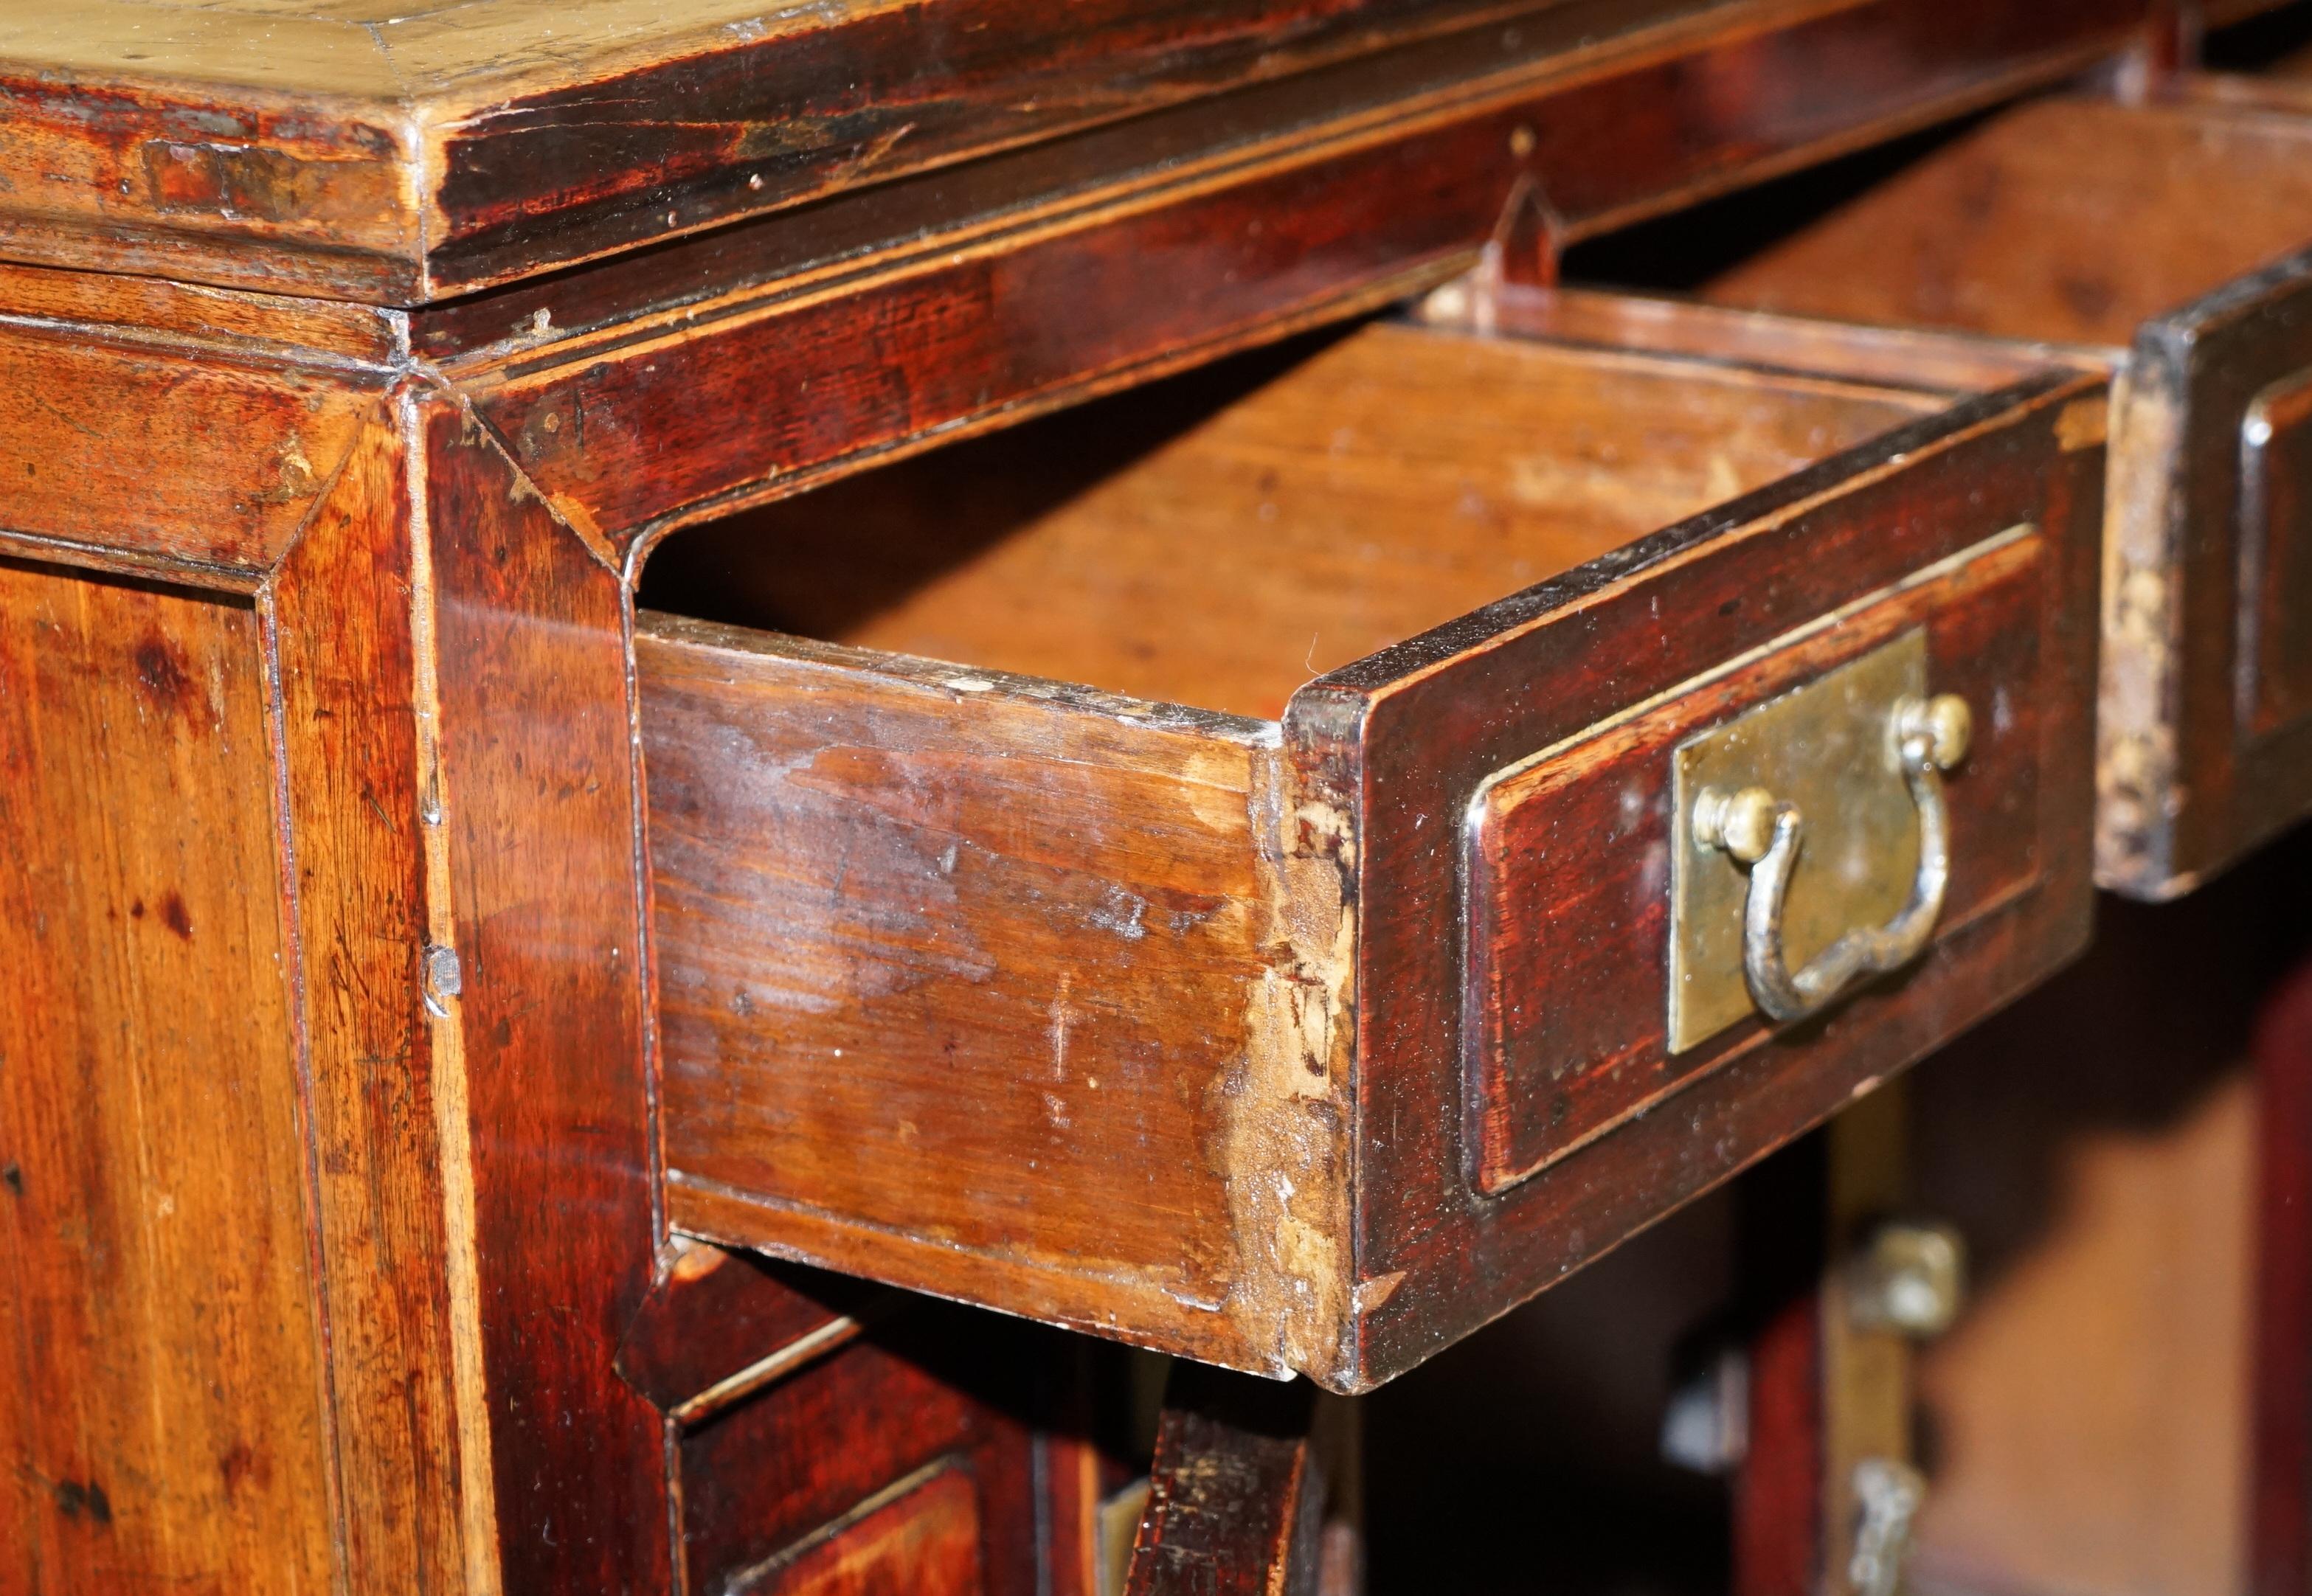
[411,0,1570,296]
[474,110,1542,544]
[1917,1083,2256,1596]
[0,558,333,1595]
[1703,96,2312,347]
[1466,532,2049,1190]
[0,11,2201,1587]
[0,49,418,299]
[644,321,2102,1389]
[639,322,1933,1381]
[418,399,668,1592]
[643,615,1334,1380]
[0,317,381,574]
[1420,282,2077,394]
[1125,1364,1325,1596]
[676,326,1941,721]
[466,0,2156,545]
[2105,240,2312,895]
[0,0,1555,298]
[743,1465,986,1596]
[0,258,401,365]
[674,1308,1073,1596]
[615,1241,888,1423]
[267,405,474,1591]
[411,0,2153,371]
[0,0,2162,301]
[1896,898,2268,1596]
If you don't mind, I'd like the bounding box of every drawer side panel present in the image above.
[643,618,1340,1373]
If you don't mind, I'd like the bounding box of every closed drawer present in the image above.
[1655,89,2312,898]
[637,313,2104,1390]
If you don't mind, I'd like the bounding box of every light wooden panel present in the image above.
[655,325,1941,721]
[1706,97,2312,347]
[1897,869,2302,1596]
[0,558,333,1595]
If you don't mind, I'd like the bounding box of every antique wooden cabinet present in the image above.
[3,1,2308,1592]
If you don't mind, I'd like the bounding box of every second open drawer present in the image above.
[1652,85,2312,898]
[636,311,2103,1390]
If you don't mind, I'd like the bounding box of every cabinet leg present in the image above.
[2253,957,2312,1596]
[1126,1363,1359,1596]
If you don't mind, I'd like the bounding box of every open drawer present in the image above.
[635,313,2105,1391]
[1640,88,2312,898]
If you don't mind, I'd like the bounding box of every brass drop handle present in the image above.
[1848,1457,1928,1596]
[1692,695,1970,1027]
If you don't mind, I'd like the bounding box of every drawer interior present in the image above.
[1689,95,2312,347]
[638,322,1949,720]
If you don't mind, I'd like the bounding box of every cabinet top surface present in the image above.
[0,0,1666,304]
[6,0,907,103]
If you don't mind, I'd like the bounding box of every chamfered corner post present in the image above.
[267,379,676,1590]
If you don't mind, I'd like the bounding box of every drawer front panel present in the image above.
[1466,531,2045,1192]
[1287,370,2105,1384]
[2107,241,2312,892]
[675,1311,1048,1595]
[744,1465,986,1596]
[2241,358,2312,738]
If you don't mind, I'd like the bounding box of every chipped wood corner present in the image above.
[2095,358,2191,895]
[1225,742,1361,1389]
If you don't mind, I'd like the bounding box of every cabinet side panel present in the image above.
[0,321,379,573]
[0,559,333,1595]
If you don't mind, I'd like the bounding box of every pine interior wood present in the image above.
[1701,96,2312,346]
[643,322,1945,721]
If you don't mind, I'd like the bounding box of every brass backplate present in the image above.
[1669,631,1928,1052]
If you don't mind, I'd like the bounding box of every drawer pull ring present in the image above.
[1692,694,1970,1026]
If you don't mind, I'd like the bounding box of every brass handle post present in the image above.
[1694,695,1970,1027]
